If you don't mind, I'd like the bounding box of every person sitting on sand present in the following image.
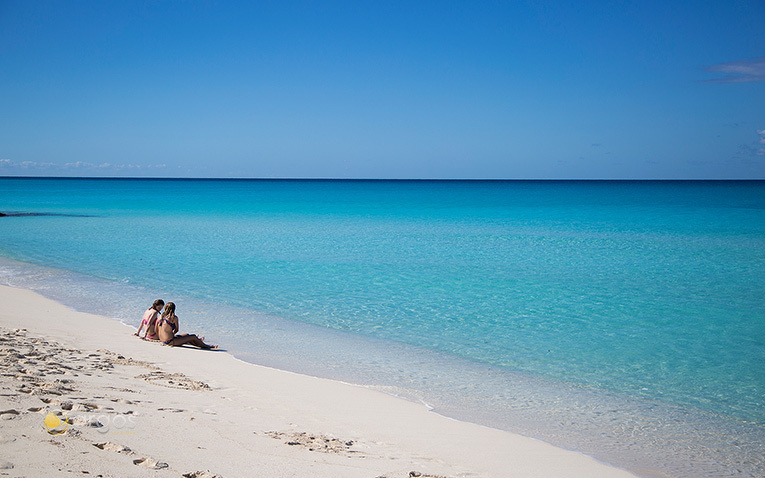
[155,302,217,349]
[135,299,164,340]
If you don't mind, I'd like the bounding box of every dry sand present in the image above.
[0,284,639,477]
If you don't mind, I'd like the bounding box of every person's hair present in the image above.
[161,302,176,319]
[152,299,165,308]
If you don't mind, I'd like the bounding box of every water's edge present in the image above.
[1,255,763,478]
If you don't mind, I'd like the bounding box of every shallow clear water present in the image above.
[1,178,763,477]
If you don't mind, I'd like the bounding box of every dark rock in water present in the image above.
[0,211,94,218]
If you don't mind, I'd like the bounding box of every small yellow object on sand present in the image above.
[44,412,61,430]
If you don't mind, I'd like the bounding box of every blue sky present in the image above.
[1,1,763,179]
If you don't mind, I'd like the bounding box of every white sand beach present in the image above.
[0,284,638,477]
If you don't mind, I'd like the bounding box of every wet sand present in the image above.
[0,284,638,477]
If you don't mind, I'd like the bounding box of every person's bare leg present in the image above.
[169,334,216,349]
[187,335,215,349]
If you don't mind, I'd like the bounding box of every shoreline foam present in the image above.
[0,284,639,477]
[3,256,765,477]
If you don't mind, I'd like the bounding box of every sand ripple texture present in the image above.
[0,327,457,478]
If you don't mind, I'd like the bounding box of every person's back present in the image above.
[156,311,177,343]
[143,307,159,339]
[156,302,216,349]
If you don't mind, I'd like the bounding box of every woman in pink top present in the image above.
[135,299,164,340]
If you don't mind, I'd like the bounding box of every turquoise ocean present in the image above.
[0,178,763,477]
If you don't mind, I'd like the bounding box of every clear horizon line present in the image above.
[0,175,763,182]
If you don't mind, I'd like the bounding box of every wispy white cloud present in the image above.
[0,159,169,174]
[0,159,57,169]
[705,57,765,83]
[63,161,95,169]
[731,129,765,162]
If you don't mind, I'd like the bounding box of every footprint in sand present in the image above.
[133,457,169,469]
[71,416,104,428]
[17,385,33,394]
[93,442,132,454]
[92,441,171,471]
[73,402,100,411]
[137,371,210,391]
[264,431,365,457]
[93,442,169,470]
[111,398,138,404]
[182,471,222,478]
